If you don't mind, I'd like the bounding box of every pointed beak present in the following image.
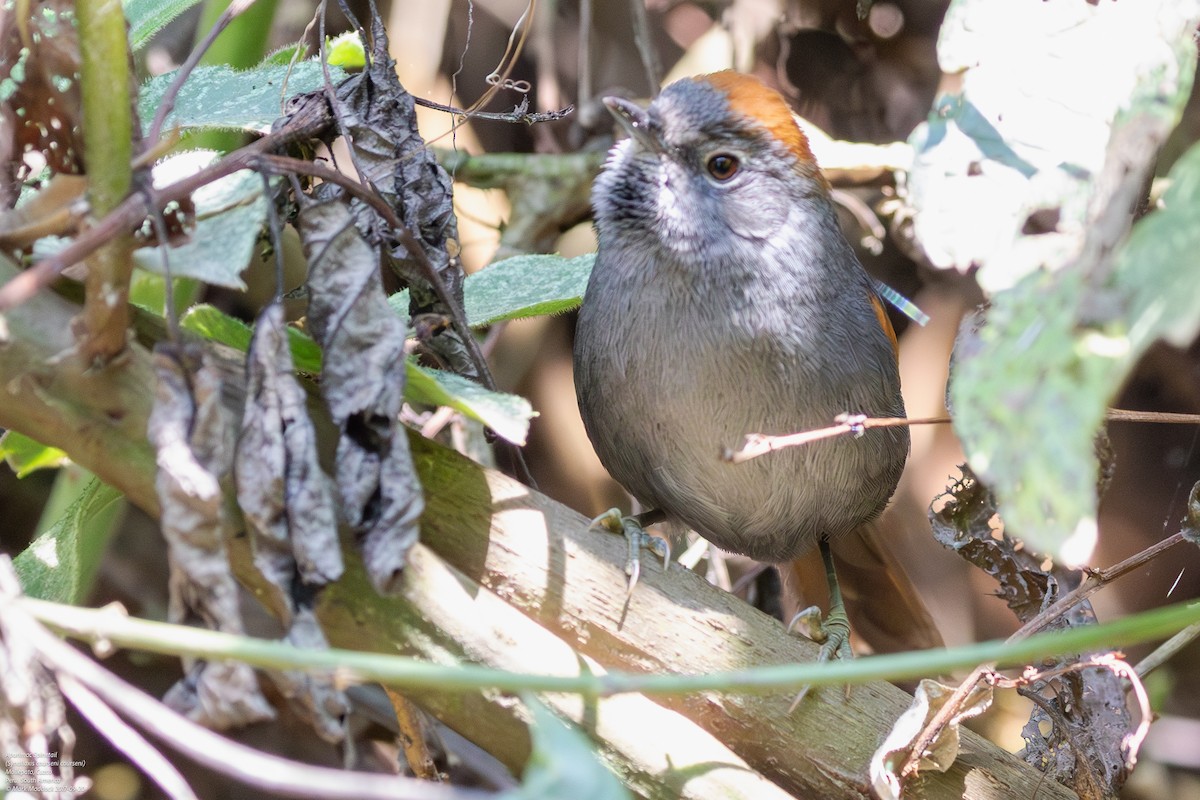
[603,96,663,153]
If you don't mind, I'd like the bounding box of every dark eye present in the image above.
[706,153,740,181]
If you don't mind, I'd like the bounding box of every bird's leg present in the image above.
[589,508,671,595]
[786,538,852,707]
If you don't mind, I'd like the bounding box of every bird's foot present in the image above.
[589,508,670,596]
[786,604,853,709]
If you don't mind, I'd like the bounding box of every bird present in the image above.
[573,70,938,662]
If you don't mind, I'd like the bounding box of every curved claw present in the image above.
[588,508,670,596]
[786,604,854,710]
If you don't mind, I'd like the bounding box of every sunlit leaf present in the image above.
[951,140,1200,558]
[0,430,68,477]
[14,475,123,604]
[407,365,535,446]
[138,62,345,134]
[390,253,594,329]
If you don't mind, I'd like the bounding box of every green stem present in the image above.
[20,595,1200,696]
[76,0,135,361]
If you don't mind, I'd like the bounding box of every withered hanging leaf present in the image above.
[148,344,274,728]
[298,193,423,594]
[265,607,349,744]
[333,5,473,377]
[235,302,348,741]
[237,301,342,602]
[931,468,1133,796]
[870,678,993,800]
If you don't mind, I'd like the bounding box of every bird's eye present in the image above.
[706,153,740,181]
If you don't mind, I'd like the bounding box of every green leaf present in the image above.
[125,0,205,51]
[0,431,68,477]
[180,304,534,444]
[136,151,267,287]
[951,140,1200,559]
[407,365,535,446]
[504,696,630,800]
[138,61,345,134]
[389,253,595,328]
[325,32,366,70]
[181,304,322,372]
[14,474,124,604]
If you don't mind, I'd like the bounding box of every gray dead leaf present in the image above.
[265,606,349,744]
[931,468,1133,796]
[299,193,423,594]
[148,345,274,728]
[870,678,993,800]
[236,300,343,608]
[333,7,473,378]
[163,659,274,730]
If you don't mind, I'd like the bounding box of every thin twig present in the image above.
[1135,620,1200,678]
[724,408,1200,464]
[57,675,198,800]
[0,97,333,310]
[413,96,573,124]
[147,0,262,145]
[628,0,660,95]
[1,593,491,799]
[385,687,442,781]
[723,414,950,464]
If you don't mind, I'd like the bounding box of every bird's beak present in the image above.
[603,96,663,153]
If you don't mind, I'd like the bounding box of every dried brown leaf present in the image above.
[333,8,473,377]
[148,345,273,728]
[870,678,993,800]
[299,193,423,594]
[236,301,343,603]
[931,468,1133,795]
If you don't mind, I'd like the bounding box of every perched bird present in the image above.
[574,71,937,660]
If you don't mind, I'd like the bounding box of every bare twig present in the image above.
[57,675,198,800]
[723,414,950,464]
[0,570,492,800]
[0,96,334,310]
[1136,621,1200,678]
[385,687,442,781]
[628,0,660,95]
[413,96,573,125]
[725,408,1200,464]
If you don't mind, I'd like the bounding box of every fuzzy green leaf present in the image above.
[135,151,267,287]
[406,365,535,446]
[14,476,124,604]
[125,0,205,51]
[138,62,344,134]
[951,140,1200,559]
[389,253,595,328]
